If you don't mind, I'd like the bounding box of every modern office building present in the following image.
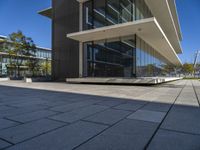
[39,0,182,81]
[0,35,52,76]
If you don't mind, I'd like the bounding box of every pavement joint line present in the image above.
[45,108,65,113]
[160,128,200,136]
[108,101,127,108]
[3,118,24,124]
[1,123,69,150]
[46,117,71,124]
[47,104,111,124]
[4,105,18,109]
[134,88,159,100]
[81,109,133,127]
[4,111,62,124]
[80,119,112,127]
[72,105,111,123]
[1,108,50,119]
[72,117,131,150]
[191,81,200,107]
[0,123,22,132]
[0,137,14,146]
[144,80,187,150]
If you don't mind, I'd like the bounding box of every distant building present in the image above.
[0,35,52,76]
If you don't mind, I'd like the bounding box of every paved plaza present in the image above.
[0,80,200,150]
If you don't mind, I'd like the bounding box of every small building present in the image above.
[0,35,52,77]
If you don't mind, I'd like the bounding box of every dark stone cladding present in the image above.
[52,0,79,81]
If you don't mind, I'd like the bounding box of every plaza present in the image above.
[0,80,200,150]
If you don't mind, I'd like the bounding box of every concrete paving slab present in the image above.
[96,100,125,107]
[50,100,100,113]
[0,108,38,119]
[75,119,158,150]
[0,139,11,149]
[0,106,16,111]
[40,101,73,107]
[83,109,131,125]
[161,105,200,135]
[142,102,171,112]
[6,110,58,123]
[49,105,108,123]
[114,101,146,111]
[5,121,108,150]
[147,129,200,150]
[0,119,65,144]
[7,100,47,108]
[127,109,166,123]
[0,119,19,130]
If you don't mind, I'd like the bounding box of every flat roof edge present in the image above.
[67,17,182,66]
[154,19,182,65]
[38,7,52,19]
[168,0,182,41]
[67,18,155,38]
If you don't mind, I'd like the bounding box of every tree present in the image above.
[40,59,51,76]
[6,31,37,77]
[163,64,175,75]
[147,64,155,76]
[26,58,40,77]
[182,63,194,76]
[0,38,16,76]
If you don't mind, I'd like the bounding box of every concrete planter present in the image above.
[24,78,32,83]
[24,77,51,83]
[0,77,10,81]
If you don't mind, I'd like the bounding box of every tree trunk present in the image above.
[17,65,20,78]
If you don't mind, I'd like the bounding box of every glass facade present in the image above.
[85,36,136,77]
[136,36,167,77]
[82,0,167,77]
[35,49,52,59]
[83,0,152,30]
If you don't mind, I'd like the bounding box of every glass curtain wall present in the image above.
[83,0,152,30]
[82,0,157,77]
[136,36,167,77]
[85,36,136,77]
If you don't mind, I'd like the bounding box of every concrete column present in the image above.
[79,2,83,77]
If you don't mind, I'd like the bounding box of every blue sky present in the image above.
[176,0,200,63]
[0,0,51,48]
[0,0,199,63]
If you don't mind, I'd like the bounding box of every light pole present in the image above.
[194,50,200,77]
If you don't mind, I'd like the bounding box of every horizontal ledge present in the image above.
[76,0,182,54]
[145,0,182,54]
[67,17,182,65]
[38,7,52,19]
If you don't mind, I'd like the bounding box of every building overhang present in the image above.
[67,17,182,66]
[76,0,182,54]
[76,0,89,3]
[168,0,182,41]
[145,0,182,54]
[38,7,52,19]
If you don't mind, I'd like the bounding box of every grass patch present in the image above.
[183,77,200,80]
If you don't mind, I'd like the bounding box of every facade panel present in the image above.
[52,0,79,80]
[84,36,136,77]
[82,0,152,30]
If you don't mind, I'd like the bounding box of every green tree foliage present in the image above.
[26,58,40,77]
[163,64,175,74]
[40,59,51,76]
[4,31,37,77]
[147,64,154,76]
[182,63,194,75]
